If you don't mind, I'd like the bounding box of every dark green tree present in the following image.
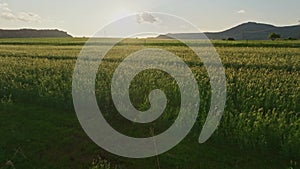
[268,33,281,41]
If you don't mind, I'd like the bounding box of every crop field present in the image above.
[0,38,299,169]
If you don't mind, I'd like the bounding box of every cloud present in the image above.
[1,11,15,20]
[0,2,8,8]
[237,10,246,14]
[17,12,41,22]
[0,2,10,12]
[137,12,160,24]
[0,2,42,22]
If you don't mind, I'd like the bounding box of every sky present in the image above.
[0,0,299,37]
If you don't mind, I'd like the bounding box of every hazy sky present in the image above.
[0,0,299,37]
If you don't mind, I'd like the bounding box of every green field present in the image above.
[0,38,299,169]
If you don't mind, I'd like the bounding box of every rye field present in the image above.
[0,38,299,169]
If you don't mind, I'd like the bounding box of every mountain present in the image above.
[157,22,300,40]
[0,29,72,38]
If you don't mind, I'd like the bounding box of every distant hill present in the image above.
[0,29,72,38]
[157,22,300,40]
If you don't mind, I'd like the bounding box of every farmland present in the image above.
[0,38,299,169]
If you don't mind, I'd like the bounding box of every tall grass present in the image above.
[0,38,299,160]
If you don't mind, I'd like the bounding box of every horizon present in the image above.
[1,21,299,38]
[0,0,299,37]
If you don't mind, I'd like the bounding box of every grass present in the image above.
[0,103,95,169]
[0,38,299,169]
[0,103,295,169]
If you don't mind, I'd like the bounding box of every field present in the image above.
[0,38,299,169]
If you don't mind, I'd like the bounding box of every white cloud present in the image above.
[0,2,8,8]
[1,11,15,20]
[136,12,160,24]
[17,12,41,22]
[237,10,246,14]
[0,2,42,22]
[0,2,10,12]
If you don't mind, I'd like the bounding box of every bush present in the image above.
[269,33,281,41]
[285,37,297,40]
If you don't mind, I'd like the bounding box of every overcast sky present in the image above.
[0,0,299,37]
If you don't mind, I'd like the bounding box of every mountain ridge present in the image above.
[157,22,300,40]
[0,28,72,38]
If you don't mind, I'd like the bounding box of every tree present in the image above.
[268,33,281,41]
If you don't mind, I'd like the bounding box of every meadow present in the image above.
[0,38,299,169]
